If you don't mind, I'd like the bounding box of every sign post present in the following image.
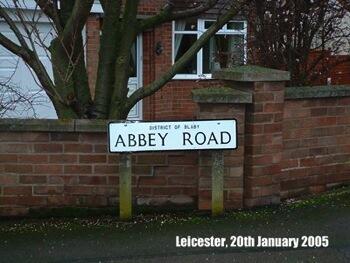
[212,150,224,216]
[119,153,132,220]
[108,120,237,219]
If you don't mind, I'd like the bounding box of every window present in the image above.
[173,19,247,79]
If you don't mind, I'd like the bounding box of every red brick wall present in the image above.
[243,82,285,207]
[0,131,198,216]
[197,103,246,210]
[2,92,350,216]
[282,97,350,198]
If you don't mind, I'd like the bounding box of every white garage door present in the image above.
[0,20,57,119]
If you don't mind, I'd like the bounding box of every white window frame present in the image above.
[172,19,247,80]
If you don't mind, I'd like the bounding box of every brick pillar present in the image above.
[192,87,252,211]
[213,66,290,207]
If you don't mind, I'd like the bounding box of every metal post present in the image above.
[212,150,224,216]
[119,153,132,220]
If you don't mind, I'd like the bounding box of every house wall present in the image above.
[308,51,350,86]
[329,56,350,85]
[86,16,225,121]
[86,0,249,121]
[85,12,350,123]
[142,22,225,121]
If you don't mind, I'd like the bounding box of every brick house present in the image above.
[0,0,349,119]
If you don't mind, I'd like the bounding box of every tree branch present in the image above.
[0,32,63,103]
[0,5,64,103]
[139,0,220,31]
[34,0,62,31]
[127,0,249,112]
[61,0,94,46]
[0,7,30,50]
[0,32,31,59]
[338,0,350,12]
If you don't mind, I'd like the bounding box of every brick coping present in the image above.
[2,85,350,132]
[213,65,291,82]
[286,85,350,100]
[0,119,111,132]
[192,87,252,104]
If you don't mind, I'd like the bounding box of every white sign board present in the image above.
[108,120,237,153]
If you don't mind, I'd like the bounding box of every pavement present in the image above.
[1,189,350,263]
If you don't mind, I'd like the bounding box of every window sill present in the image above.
[172,74,213,80]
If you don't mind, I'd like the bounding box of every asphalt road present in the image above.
[1,190,350,262]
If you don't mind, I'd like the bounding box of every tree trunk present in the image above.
[108,0,139,120]
[49,38,76,116]
[71,34,93,118]
[108,54,132,120]
[52,100,79,119]
[49,33,91,119]
[94,1,122,119]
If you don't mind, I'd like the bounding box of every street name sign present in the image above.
[108,120,237,153]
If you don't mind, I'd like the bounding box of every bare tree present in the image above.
[339,0,350,12]
[0,0,249,119]
[248,0,350,86]
[0,81,40,118]
[0,2,56,118]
